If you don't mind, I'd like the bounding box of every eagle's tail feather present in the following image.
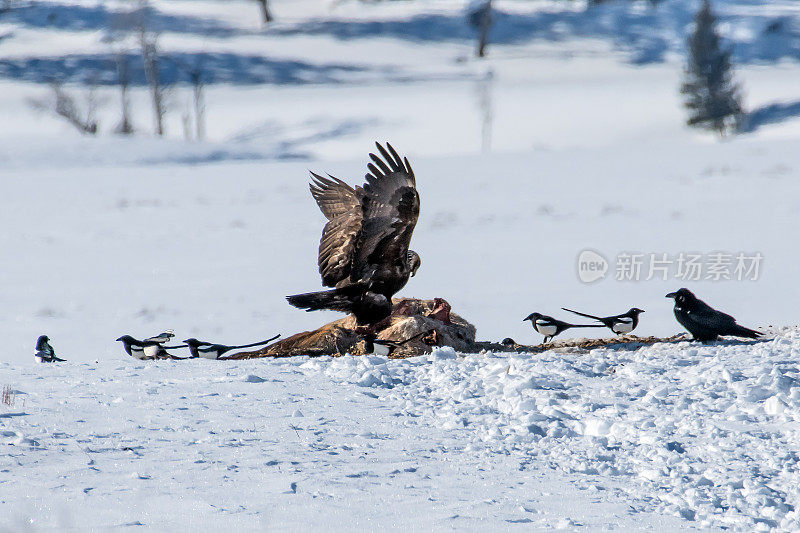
[286,289,356,313]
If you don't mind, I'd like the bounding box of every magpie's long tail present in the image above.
[231,334,281,350]
[565,323,606,330]
[286,289,355,313]
[561,308,603,321]
[730,324,762,339]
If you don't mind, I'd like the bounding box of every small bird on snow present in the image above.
[144,330,175,344]
[35,335,65,363]
[523,313,603,344]
[116,335,188,360]
[561,307,645,336]
[665,288,762,342]
[362,330,433,356]
[183,334,281,359]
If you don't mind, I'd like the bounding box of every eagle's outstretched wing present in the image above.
[309,173,362,287]
[354,142,420,279]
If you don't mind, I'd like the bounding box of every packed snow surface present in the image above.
[4,332,800,530]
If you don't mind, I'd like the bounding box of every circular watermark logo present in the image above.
[577,249,608,283]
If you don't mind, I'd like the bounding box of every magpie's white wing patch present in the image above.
[613,321,634,334]
[371,343,391,356]
[199,349,219,360]
[535,321,558,336]
[143,345,161,357]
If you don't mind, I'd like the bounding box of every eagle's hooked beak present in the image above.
[408,251,421,277]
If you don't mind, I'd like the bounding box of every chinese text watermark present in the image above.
[577,250,762,283]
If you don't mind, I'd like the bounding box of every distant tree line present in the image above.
[29,0,207,140]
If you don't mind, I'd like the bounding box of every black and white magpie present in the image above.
[665,288,762,342]
[183,334,281,359]
[362,330,433,356]
[523,312,603,343]
[561,307,645,335]
[116,335,188,360]
[35,335,65,363]
[144,330,175,344]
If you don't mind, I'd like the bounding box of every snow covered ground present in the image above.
[5,333,800,530]
[3,0,800,529]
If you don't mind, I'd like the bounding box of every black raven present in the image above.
[665,288,761,341]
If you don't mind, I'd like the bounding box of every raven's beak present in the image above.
[115,336,123,341]
[665,292,677,298]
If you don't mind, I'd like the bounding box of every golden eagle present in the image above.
[286,142,421,325]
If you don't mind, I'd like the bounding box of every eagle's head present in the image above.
[408,250,421,277]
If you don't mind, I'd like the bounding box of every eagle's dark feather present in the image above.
[354,145,418,286]
[287,142,421,325]
[310,173,363,287]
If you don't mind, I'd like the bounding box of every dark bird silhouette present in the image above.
[665,288,762,341]
[287,142,421,326]
[523,312,604,343]
[35,335,65,363]
[183,334,281,359]
[115,335,188,360]
[561,307,645,335]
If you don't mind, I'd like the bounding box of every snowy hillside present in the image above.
[3,0,800,529]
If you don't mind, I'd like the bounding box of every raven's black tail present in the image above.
[731,324,762,339]
[286,289,355,313]
[562,307,602,321]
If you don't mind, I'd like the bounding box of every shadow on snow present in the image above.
[743,99,800,133]
[271,1,800,65]
[0,1,242,37]
[0,52,387,86]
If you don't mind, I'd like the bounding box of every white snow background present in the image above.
[3,0,800,529]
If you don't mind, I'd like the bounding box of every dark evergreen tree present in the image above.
[680,0,743,135]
